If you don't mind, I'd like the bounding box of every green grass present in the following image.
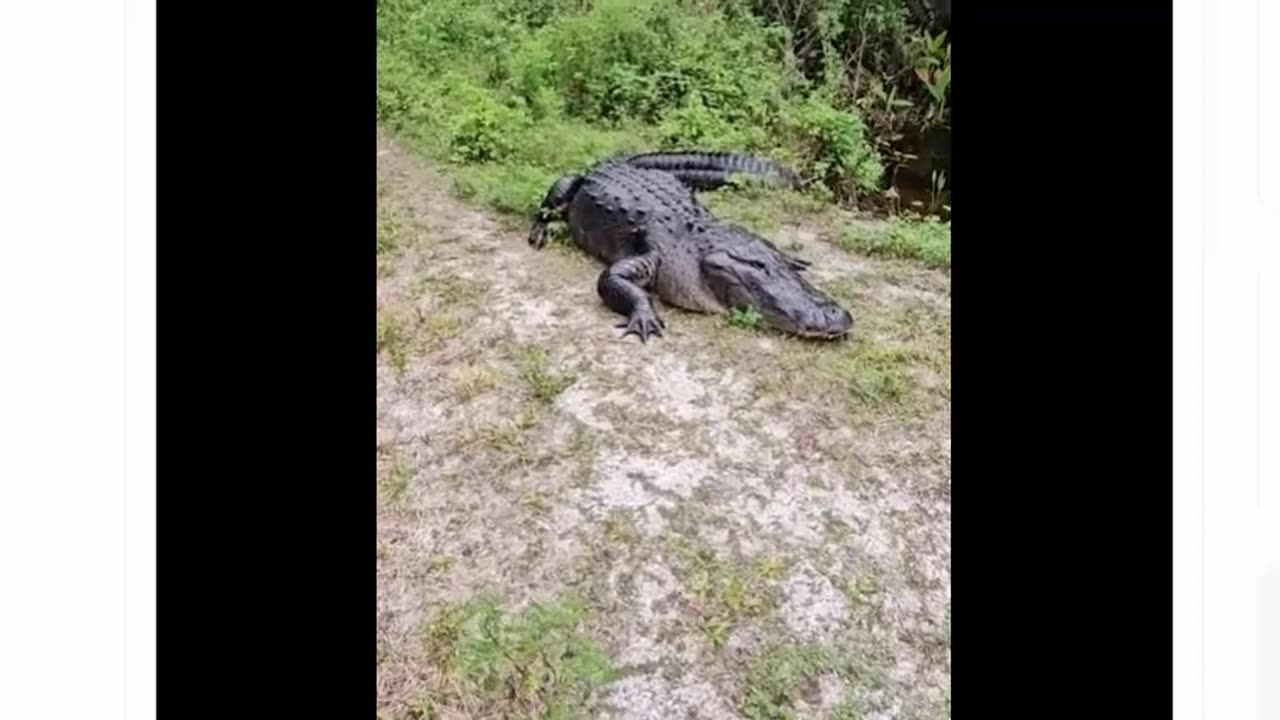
[378,306,470,377]
[726,305,766,331]
[741,644,885,720]
[421,594,617,719]
[470,412,539,457]
[844,575,881,608]
[377,209,402,255]
[381,456,410,503]
[837,215,951,269]
[701,186,831,236]
[799,283,950,418]
[670,543,786,649]
[603,510,638,545]
[446,407,601,486]
[375,314,399,351]
[426,555,456,574]
[418,313,465,347]
[518,344,575,404]
[376,313,410,375]
[834,344,924,407]
[448,408,568,481]
[726,287,947,423]
[448,121,656,218]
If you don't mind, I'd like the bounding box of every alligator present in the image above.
[526,151,855,342]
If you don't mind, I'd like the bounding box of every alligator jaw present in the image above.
[793,325,853,341]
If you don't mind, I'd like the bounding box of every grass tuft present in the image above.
[420,594,617,718]
[518,344,575,404]
[836,215,951,269]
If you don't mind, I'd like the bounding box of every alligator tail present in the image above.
[624,151,800,191]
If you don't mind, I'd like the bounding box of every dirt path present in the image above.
[376,128,951,720]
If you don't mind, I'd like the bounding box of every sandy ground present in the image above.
[376,128,951,719]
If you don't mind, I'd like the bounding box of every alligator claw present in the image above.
[528,222,548,250]
[616,312,664,342]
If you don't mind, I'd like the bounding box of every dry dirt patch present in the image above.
[376,129,950,720]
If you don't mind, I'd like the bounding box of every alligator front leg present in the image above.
[597,253,664,342]
[528,174,582,249]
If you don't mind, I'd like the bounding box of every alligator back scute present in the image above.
[568,161,709,263]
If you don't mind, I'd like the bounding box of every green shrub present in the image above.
[787,93,884,201]
[376,0,903,214]
[448,89,530,163]
[658,92,763,150]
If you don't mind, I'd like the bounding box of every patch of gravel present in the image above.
[604,674,742,720]
[779,564,852,641]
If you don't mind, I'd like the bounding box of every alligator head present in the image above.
[701,247,854,340]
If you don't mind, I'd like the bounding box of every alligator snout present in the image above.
[799,304,854,339]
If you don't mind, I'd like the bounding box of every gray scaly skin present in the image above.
[527,151,854,342]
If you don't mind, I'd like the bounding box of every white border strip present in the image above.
[1178,0,1280,717]
[126,0,157,716]
[0,2,139,717]
[1173,0,1205,717]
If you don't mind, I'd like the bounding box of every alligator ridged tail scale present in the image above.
[623,151,800,191]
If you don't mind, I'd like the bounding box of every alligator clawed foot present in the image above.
[615,312,665,343]
[527,222,549,250]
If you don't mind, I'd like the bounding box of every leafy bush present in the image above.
[742,0,951,201]
[376,0,893,212]
[448,88,530,163]
[786,92,884,201]
[658,92,764,150]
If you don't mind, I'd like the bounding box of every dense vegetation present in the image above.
[376,0,950,224]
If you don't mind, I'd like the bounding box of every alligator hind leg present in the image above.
[528,174,583,249]
[597,253,665,342]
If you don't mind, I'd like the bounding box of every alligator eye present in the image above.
[726,251,769,272]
